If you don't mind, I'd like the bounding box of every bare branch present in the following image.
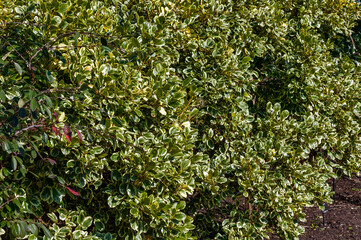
[0,35,29,67]
[14,124,45,136]
[0,46,37,73]
[349,32,357,52]
[29,31,128,70]
[0,21,41,27]
[29,32,75,71]
[1,31,128,74]
[0,196,17,210]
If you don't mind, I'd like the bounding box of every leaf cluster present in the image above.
[0,0,361,239]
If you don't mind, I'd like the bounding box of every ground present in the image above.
[298,175,361,240]
[210,175,361,239]
[268,175,361,239]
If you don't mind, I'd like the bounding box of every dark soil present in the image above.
[271,175,361,239]
[299,175,361,240]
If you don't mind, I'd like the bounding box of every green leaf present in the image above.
[212,49,220,57]
[3,140,12,153]
[158,107,167,116]
[281,110,289,119]
[14,62,22,76]
[112,118,122,127]
[73,230,82,239]
[206,139,214,149]
[58,112,65,122]
[58,3,69,14]
[82,216,93,229]
[127,184,136,198]
[158,148,167,156]
[30,98,38,111]
[104,233,112,240]
[57,176,65,185]
[77,212,85,225]
[47,213,58,223]
[176,201,186,210]
[174,212,186,221]
[28,223,39,235]
[30,196,41,206]
[130,208,139,217]
[241,56,252,64]
[116,132,126,142]
[274,103,281,112]
[18,99,25,108]
[11,156,17,170]
[245,115,254,123]
[182,77,192,86]
[52,16,62,26]
[111,170,122,181]
[0,90,6,102]
[181,160,191,170]
[110,152,119,162]
[154,39,165,46]
[11,222,21,237]
[40,224,52,238]
[15,6,24,14]
[40,187,51,201]
[143,132,154,139]
[91,146,104,155]
[18,221,28,237]
[28,235,37,240]
[94,219,105,231]
[51,187,62,204]
[131,37,140,48]
[46,71,55,83]
[173,91,184,99]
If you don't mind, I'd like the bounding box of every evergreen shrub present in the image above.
[1,0,361,239]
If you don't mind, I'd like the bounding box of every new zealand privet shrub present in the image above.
[1,0,361,239]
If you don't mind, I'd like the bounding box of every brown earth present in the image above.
[270,175,361,239]
[299,175,361,240]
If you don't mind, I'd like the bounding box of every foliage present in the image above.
[0,0,360,239]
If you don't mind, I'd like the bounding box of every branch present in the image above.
[26,138,46,161]
[29,32,75,72]
[14,125,45,136]
[29,31,128,70]
[0,196,17,210]
[38,88,78,94]
[0,21,41,27]
[0,35,29,67]
[0,45,38,73]
[1,31,128,74]
[349,32,357,52]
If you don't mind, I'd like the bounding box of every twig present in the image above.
[29,31,128,70]
[28,32,75,72]
[48,44,100,50]
[0,21,41,27]
[1,31,128,74]
[0,45,37,73]
[349,32,357,52]
[26,138,47,164]
[36,216,49,226]
[0,196,17,210]
[39,88,78,94]
[0,35,29,67]
[14,124,45,136]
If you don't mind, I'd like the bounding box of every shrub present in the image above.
[1,0,360,239]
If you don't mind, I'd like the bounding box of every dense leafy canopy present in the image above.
[1,0,361,239]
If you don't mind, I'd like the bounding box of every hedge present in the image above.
[0,0,361,239]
